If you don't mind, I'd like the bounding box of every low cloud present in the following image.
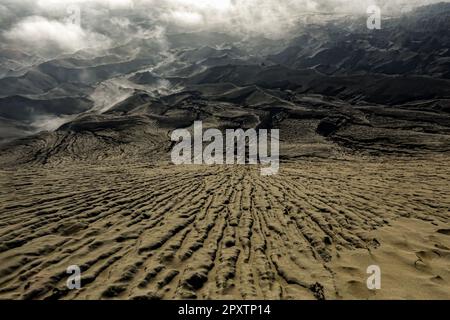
[0,0,448,56]
[3,15,111,56]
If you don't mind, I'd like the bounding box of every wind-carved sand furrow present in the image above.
[177,196,222,262]
[212,222,240,297]
[247,182,283,300]
[199,175,243,299]
[175,205,228,299]
[139,170,230,298]
[0,195,137,253]
[11,172,196,248]
[0,159,449,300]
[126,228,193,299]
[0,238,71,291]
[266,184,339,260]
[0,190,101,226]
[138,177,206,226]
[309,189,385,229]
[138,203,200,254]
[117,177,199,217]
[277,177,382,252]
[250,190,332,298]
[123,236,191,299]
[19,245,124,300]
[0,186,129,237]
[237,181,254,264]
[256,183,336,298]
[10,238,100,293]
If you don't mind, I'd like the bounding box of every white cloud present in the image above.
[163,10,204,26]
[3,16,111,55]
[36,0,135,10]
[1,0,448,55]
[145,0,449,38]
[170,0,233,11]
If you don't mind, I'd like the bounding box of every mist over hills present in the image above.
[1,2,450,164]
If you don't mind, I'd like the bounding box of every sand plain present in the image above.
[0,157,448,300]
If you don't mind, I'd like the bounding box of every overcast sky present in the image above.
[0,0,448,56]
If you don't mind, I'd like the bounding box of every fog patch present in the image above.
[90,78,136,113]
[3,15,111,56]
[31,114,78,133]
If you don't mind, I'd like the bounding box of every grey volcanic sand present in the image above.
[0,157,448,300]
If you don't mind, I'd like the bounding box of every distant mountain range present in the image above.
[1,3,450,165]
